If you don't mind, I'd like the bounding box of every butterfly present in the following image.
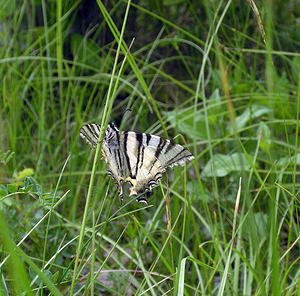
[80,122,194,203]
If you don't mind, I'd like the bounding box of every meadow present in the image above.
[0,0,299,295]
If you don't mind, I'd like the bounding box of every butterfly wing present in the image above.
[80,123,101,148]
[124,131,194,201]
[80,124,194,203]
[80,123,124,197]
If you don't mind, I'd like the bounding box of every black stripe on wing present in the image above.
[135,172,162,198]
[139,134,146,170]
[136,189,153,204]
[135,133,143,177]
[148,136,171,173]
[146,134,151,145]
[80,124,101,148]
[148,136,164,172]
[164,146,194,168]
[123,132,133,178]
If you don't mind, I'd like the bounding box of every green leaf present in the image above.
[166,108,212,140]
[202,153,251,177]
[20,177,42,196]
[7,183,18,193]
[15,168,34,180]
[235,104,272,131]
[277,153,300,167]
[257,122,272,153]
[207,89,222,125]
[165,91,223,140]
[0,185,8,198]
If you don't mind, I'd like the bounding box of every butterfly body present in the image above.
[80,122,193,203]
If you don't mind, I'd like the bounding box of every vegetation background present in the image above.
[0,0,299,295]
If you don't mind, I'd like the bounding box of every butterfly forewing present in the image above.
[80,123,124,195]
[80,123,101,148]
[80,123,194,203]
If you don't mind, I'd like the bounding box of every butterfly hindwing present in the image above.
[122,132,164,197]
[117,130,194,199]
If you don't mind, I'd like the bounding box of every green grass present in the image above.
[0,0,299,295]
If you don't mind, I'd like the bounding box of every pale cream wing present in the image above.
[124,131,193,202]
[80,123,124,197]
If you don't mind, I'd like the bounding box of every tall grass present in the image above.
[0,0,299,295]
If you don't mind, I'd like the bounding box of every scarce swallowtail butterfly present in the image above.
[80,123,194,203]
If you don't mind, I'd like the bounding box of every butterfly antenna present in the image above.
[123,107,132,118]
[119,108,133,129]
